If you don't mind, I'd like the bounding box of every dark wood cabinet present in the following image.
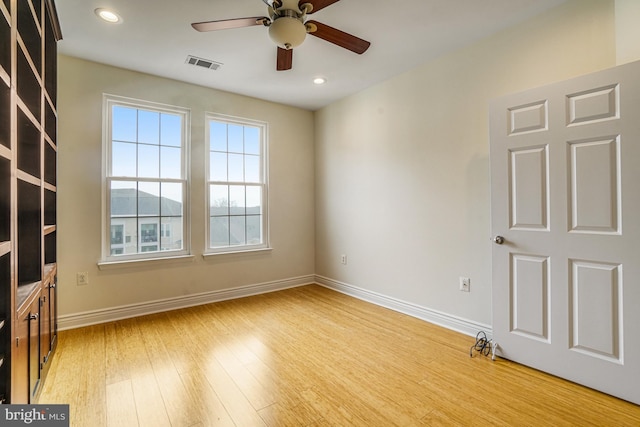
[0,0,61,403]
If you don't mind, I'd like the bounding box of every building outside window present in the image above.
[103,95,189,261]
[206,113,268,253]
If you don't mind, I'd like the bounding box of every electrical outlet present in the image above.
[459,277,470,292]
[341,254,347,265]
[77,272,89,286]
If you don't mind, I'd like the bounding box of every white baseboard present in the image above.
[59,274,492,339]
[315,275,492,338]
[58,275,315,331]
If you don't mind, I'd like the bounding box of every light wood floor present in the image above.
[39,285,640,426]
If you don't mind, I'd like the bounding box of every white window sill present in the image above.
[97,254,195,270]
[202,247,273,259]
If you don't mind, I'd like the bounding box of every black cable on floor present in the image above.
[469,330,493,358]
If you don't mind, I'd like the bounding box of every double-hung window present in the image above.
[103,95,189,261]
[206,113,268,253]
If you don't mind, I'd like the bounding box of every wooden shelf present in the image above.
[0,241,9,257]
[0,145,9,161]
[16,281,40,309]
[16,170,40,187]
[43,263,56,279]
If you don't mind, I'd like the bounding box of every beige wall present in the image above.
[314,0,617,326]
[58,0,640,326]
[57,56,315,315]
[616,0,640,64]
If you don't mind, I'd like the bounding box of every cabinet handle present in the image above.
[49,283,56,289]
[28,313,39,321]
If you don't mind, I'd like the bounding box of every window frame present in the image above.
[205,112,270,255]
[101,94,191,263]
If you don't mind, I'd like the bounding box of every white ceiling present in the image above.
[55,0,567,111]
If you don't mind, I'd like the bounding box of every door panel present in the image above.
[490,60,640,405]
[569,259,622,363]
[510,254,549,342]
[509,145,549,230]
[568,136,620,233]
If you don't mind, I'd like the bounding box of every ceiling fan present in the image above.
[191,0,371,71]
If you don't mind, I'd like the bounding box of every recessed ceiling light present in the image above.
[95,8,122,24]
[313,77,327,85]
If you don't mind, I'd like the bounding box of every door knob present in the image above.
[493,236,505,245]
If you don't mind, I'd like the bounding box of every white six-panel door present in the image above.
[490,60,640,404]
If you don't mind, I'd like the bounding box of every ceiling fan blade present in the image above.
[306,20,370,54]
[277,47,293,71]
[299,0,340,14]
[191,17,268,32]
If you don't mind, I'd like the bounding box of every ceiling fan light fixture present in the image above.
[268,16,306,49]
[95,8,122,24]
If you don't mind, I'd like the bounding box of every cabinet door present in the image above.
[49,275,57,350]
[28,298,40,401]
[12,309,29,404]
[13,296,40,404]
[40,287,50,366]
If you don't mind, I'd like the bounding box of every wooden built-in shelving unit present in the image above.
[0,0,61,403]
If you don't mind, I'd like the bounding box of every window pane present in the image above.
[112,106,137,142]
[210,152,227,181]
[119,217,138,254]
[247,215,261,244]
[110,225,124,245]
[161,182,183,216]
[246,186,261,214]
[160,146,181,179]
[138,110,160,144]
[245,154,260,183]
[139,181,160,216]
[138,144,159,178]
[210,216,229,247]
[229,185,245,215]
[140,220,159,244]
[228,153,243,182]
[106,98,187,259]
[112,141,137,177]
[228,124,243,153]
[161,217,182,250]
[210,121,226,151]
[210,185,228,216]
[205,115,266,252]
[229,216,246,246]
[111,181,137,216]
[244,127,260,155]
[160,113,181,147]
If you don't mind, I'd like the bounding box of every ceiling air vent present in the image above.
[185,55,222,71]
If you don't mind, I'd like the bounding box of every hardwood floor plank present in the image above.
[106,380,138,427]
[179,369,236,427]
[136,314,200,427]
[258,401,321,427]
[130,373,172,427]
[38,285,640,427]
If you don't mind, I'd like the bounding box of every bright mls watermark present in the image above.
[1,405,69,426]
